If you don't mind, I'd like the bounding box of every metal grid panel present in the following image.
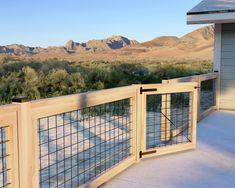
[0,126,10,188]
[146,92,192,149]
[38,98,132,188]
[200,79,215,113]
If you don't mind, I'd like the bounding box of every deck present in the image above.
[102,111,235,188]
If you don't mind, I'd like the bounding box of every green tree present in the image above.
[0,72,21,104]
[66,72,85,94]
[22,66,40,99]
[43,69,69,97]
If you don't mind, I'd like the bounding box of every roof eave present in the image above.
[187,12,235,24]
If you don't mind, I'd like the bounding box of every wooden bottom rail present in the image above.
[87,156,136,188]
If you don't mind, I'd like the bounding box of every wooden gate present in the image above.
[139,83,198,159]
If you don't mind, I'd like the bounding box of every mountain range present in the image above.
[0,26,214,61]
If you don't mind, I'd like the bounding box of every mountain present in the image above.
[134,25,214,60]
[142,36,180,47]
[0,44,41,55]
[65,35,139,53]
[0,26,214,61]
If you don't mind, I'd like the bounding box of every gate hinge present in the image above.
[140,87,157,94]
[139,150,157,158]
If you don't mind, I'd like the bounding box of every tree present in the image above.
[22,66,40,99]
[0,72,21,104]
[43,69,69,97]
[66,72,85,94]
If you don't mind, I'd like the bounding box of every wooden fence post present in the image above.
[191,87,198,148]
[197,76,201,122]
[214,71,220,110]
[5,124,19,188]
[132,84,142,163]
[12,97,39,188]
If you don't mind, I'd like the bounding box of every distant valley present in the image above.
[0,26,214,62]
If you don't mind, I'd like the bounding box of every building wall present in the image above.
[220,23,235,109]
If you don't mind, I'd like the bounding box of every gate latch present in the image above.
[139,150,157,158]
[140,87,157,94]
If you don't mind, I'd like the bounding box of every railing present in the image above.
[0,82,198,188]
[162,72,219,121]
[34,87,136,188]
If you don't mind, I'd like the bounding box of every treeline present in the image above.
[0,58,212,104]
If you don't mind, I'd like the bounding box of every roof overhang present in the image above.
[187,0,235,24]
[187,12,235,24]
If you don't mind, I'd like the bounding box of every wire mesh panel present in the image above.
[146,92,192,150]
[0,126,10,188]
[200,79,216,113]
[38,98,132,188]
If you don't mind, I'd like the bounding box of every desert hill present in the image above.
[142,36,180,47]
[0,26,214,61]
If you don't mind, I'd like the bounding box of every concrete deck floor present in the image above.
[101,111,235,188]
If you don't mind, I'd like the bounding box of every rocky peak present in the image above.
[71,35,139,52]
[2,44,40,55]
[105,35,139,49]
[65,40,80,52]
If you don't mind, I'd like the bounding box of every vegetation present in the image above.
[0,57,212,104]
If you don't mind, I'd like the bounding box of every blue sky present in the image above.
[0,0,205,47]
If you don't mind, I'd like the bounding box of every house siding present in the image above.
[220,23,235,109]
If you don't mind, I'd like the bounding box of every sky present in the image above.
[0,0,205,47]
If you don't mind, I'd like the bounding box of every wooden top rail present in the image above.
[139,82,198,94]
[198,72,218,82]
[31,85,137,118]
[163,72,218,83]
[12,83,200,119]
[0,104,19,126]
[0,104,19,114]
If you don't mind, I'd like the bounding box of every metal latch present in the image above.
[139,150,157,158]
[194,86,201,89]
[140,87,157,94]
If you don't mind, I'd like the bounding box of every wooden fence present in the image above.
[0,82,200,188]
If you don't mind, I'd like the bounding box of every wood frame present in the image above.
[162,73,218,83]
[132,84,143,163]
[0,86,138,188]
[140,82,198,159]
[12,101,39,188]
[31,85,138,188]
[0,105,19,188]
